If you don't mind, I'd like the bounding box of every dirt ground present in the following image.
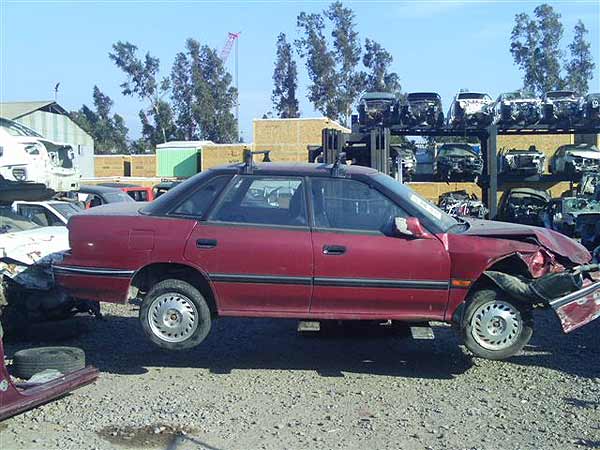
[1,302,599,450]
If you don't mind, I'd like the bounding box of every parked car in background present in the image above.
[447,91,494,128]
[549,143,600,178]
[498,188,550,226]
[438,190,487,219]
[153,181,182,198]
[12,200,82,226]
[499,146,545,176]
[98,183,154,202]
[78,185,135,208]
[400,92,444,129]
[0,118,80,193]
[357,92,397,130]
[542,197,600,244]
[581,93,600,126]
[494,91,541,127]
[434,143,483,181]
[55,160,600,361]
[541,90,581,125]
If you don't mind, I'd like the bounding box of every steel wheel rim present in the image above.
[148,293,198,343]
[471,300,522,351]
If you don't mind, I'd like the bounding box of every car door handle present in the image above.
[196,239,218,249]
[323,245,346,255]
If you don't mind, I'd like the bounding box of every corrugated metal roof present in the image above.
[0,101,67,119]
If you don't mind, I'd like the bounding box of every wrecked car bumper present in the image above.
[550,280,600,333]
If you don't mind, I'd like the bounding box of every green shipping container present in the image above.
[156,146,201,177]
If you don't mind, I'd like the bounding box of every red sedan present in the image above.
[55,161,600,360]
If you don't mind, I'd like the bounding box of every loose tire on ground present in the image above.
[139,279,212,351]
[462,287,533,360]
[13,346,85,379]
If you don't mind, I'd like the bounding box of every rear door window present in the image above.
[171,176,230,218]
[210,176,307,227]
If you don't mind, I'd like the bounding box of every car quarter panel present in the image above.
[57,214,197,303]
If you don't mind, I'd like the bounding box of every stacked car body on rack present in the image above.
[499,146,546,177]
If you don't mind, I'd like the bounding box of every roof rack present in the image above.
[242,149,271,174]
[330,152,347,177]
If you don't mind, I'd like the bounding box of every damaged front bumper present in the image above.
[485,265,600,333]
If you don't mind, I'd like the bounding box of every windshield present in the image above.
[374,174,458,233]
[0,118,43,137]
[548,91,576,99]
[104,191,135,203]
[509,193,548,207]
[458,93,489,100]
[563,198,600,214]
[52,202,83,219]
[438,145,476,157]
[0,207,40,233]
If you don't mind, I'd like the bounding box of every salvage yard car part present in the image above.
[577,172,600,197]
[390,145,416,182]
[54,156,600,361]
[549,143,600,178]
[98,183,155,202]
[497,188,550,227]
[0,118,80,193]
[438,190,488,219]
[446,91,494,128]
[400,92,444,129]
[542,197,600,245]
[357,92,397,130]
[581,93,600,126]
[0,322,98,421]
[541,90,582,126]
[494,91,541,127]
[499,146,545,177]
[434,143,483,181]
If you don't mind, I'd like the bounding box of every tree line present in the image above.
[71,2,595,154]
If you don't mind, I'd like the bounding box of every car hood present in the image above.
[566,151,600,159]
[462,219,590,264]
[0,226,69,266]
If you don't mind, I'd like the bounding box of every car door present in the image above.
[309,177,451,320]
[183,175,313,314]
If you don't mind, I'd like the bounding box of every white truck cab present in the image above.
[0,117,81,193]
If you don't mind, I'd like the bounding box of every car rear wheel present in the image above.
[462,288,533,360]
[139,279,212,351]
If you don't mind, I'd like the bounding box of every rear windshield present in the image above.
[105,191,135,203]
[52,202,83,219]
[0,208,39,233]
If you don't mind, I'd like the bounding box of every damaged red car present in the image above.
[54,160,600,360]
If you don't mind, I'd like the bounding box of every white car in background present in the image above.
[447,91,494,127]
[0,117,80,193]
[12,200,82,227]
[549,143,600,177]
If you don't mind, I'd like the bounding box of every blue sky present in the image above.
[1,0,598,143]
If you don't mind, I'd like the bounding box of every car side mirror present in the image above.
[394,217,431,239]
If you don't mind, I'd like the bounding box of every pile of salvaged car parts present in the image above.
[357,90,600,131]
[437,190,488,219]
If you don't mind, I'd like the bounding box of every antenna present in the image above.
[220,32,241,142]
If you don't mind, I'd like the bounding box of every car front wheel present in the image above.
[139,279,212,351]
[462,288,533,360]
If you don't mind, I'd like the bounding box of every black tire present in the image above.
[139,279,212,351]
[13,346,85,379]
[462,287,533,360]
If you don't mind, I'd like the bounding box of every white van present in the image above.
[0,117,80,193]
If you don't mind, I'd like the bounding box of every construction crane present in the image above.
[221,32,241,142]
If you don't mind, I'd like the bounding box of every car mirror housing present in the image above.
[394,217,431,239]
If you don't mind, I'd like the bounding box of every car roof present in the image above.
[79,184,125,194]
[210,162,380,177]
[98,182,141,188]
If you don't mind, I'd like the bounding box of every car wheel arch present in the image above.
[129,262,218,316]
[450,253,532,324]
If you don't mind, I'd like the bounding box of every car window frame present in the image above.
[205,174,310,230]
[166,174,233,220]
[307,176,412,236]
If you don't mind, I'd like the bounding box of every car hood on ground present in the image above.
[462,219,590,264]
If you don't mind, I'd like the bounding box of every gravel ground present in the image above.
[1,302,599,450]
